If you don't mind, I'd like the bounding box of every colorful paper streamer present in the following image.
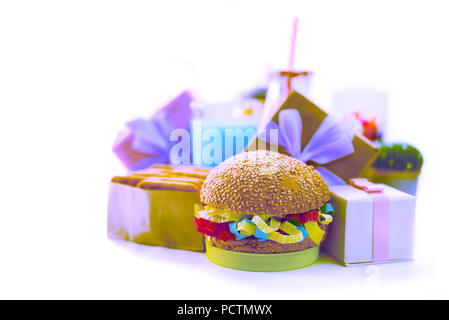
[196,203,333,245]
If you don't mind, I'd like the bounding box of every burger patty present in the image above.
[209,224,329,254]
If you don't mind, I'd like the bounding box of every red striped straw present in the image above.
[289,17,298,69]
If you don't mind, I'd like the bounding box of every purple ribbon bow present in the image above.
[118,91,193,170]
[127,112,175,164]
[263,108,355,185]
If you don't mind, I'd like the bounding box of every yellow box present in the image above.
[107,165,209,251]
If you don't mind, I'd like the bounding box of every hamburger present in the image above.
[194,150,335,271]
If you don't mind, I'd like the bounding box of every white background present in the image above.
[1,0,449,299]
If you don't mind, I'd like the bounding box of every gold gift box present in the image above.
[248,92,378,182]
[107,165,209,252]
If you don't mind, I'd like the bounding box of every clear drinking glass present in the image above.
[260,70,313,128]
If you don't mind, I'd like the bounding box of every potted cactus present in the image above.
[365,143,423,195]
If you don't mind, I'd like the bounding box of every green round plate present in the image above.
[205,241,319,272]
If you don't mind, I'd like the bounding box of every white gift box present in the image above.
[321,181,415,266]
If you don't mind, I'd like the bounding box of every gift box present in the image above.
[113,90,194,171]
[365,168,420,196]
[321,178,415,266]
[248,91,378,184]
[107,165,209,251]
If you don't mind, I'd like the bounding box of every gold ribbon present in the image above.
[251,215,280,234]
[279,220,301,235]
[195,205,248,223]
[194,209,229,223]
[236,216,308,244]
[236,219,257,236]
[267,232,305,244]
[304,221,325,245]
[202,206,250,222]
[319,213,333,225]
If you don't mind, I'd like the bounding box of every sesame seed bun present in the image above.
[200,150,330,216]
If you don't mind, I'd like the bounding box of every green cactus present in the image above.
[371,143,423,172]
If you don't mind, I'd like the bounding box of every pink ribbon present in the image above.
[349,178,390,262]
